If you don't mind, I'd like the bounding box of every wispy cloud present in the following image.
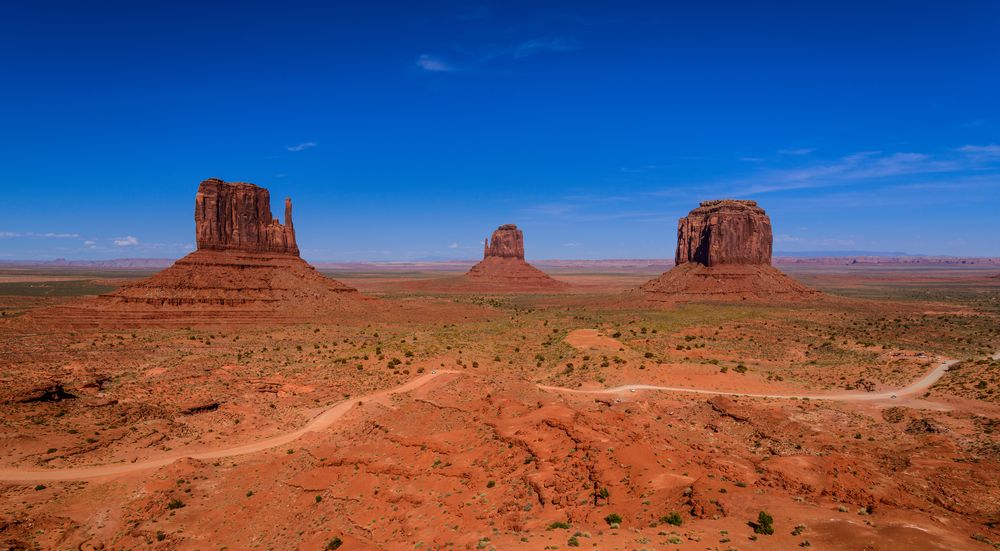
[775,234,857,247]
[415,54,455,72]
[512,36,579,58]
[0,231,80,239]
[726,150,970,196]
[955,144,1000,156]
[417,35,580,74]
[778,148,816,156]
[113,236,139,247]
[286,142,317,152]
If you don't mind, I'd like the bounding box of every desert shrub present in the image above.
[661,511,683,526]
[604,513,622,526]
[752,510,774,535]
[166,498,185,510]
[567,535,580,546]
[486,480,495,488]
[548,521,570,530]
[325,537,343,550]
[644,352,654,358]
[34,484,46,491]
[156,531,166,541]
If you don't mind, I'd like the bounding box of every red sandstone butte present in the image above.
[482,224,525,259]
[641,200,815,301]
[29,178,360,326]
[460,224,567,291]
[675,199,772,266]
[195,178,299,255]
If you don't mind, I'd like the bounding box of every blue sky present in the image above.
[1,1,998,261]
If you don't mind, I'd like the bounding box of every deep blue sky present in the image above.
[2,1,998,261]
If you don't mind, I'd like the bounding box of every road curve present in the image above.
[0,370,461,482]
[539,357,960,402]
[0,354,980,482]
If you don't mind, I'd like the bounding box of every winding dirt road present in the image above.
[540,357,959,402]
[0,370,460,482]
[0,355,975,482]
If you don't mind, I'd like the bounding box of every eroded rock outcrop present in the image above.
[483,224,525,259]
[462,224,567,291]
[640,200,816,302]
[407,224,567,292]
[32,178,362,326]
[676,200,771,266]
[195,178,298,255]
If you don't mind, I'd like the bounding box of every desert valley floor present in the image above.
[1,262,999,550]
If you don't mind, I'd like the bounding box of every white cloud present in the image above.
[729,150,962,195]
[416,54,455,72]
[563,242,581,247]
[956,144,1000,156]
[83,240,96,247]
[114,236,139,247]
[286,142,316,152]
[778,148,816,155]
[0,231,80,239]
[448,242,461,249]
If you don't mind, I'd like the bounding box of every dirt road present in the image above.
[539,357,958,401]
[0,370,459,482]
[0,354,978,482]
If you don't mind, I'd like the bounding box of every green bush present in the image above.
[661,511,683,526]
[326,537,343,550]
[166,498,185,510]
[548,521,570,530]
[753,510,774,535]
[604,513,622,526]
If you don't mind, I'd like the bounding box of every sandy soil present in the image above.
[1,263,998,550]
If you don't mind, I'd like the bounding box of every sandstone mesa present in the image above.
[641,199,816,301]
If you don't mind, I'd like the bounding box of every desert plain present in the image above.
[2,250,1000,550]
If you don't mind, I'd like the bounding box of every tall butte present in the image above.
[461,224,568,291]
[639,199,815,301]
[36,178,361,326]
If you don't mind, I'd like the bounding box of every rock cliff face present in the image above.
[483,224,525,260]
[195,178,298,255]
[640,200,815,302]
[676,200,771,267]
